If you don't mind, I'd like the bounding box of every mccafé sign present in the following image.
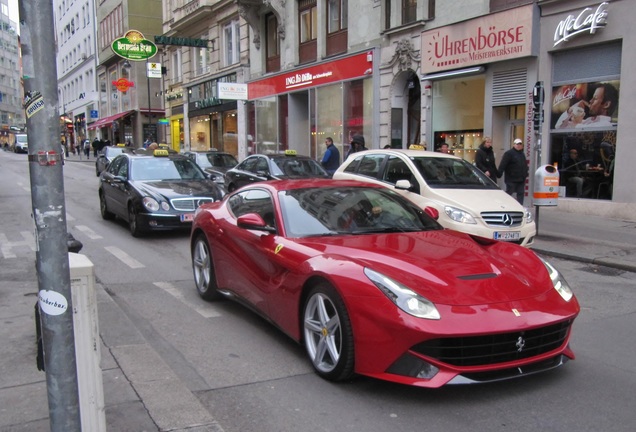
[553,2,608,47]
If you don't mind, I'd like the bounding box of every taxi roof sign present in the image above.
[153,149,170,157]
[284,149,297,156]
[408,144,426,150]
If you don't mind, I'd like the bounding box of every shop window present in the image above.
[266,13,280,73]
[299,0,317,64]
[223,19,240,67]
[549,79,619,200]
[326,0,347,56]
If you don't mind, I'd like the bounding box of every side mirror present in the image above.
[424,206,439,220]
[395,179,413,190]
[237,213,276,233]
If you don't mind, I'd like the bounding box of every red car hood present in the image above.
[296,230,552,306]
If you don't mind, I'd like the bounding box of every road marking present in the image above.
[104,246,145,268]
[0,231,36,258]
[153,281,222,318]
[75,225,103,240]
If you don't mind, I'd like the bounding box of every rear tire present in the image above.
[303,283,355,381]
[192,234,222,301]
[99,191,114,220]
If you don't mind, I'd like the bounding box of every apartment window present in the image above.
[223,19,240,67]
[266,13,280,73]
[326,0,347,56]
[327,0,347,34]
[299,0,317,64]
[385,0,434,29]
[402,0,417,24]
[299,1,317,42]
[193,33,211,76]
[172,50,182,83]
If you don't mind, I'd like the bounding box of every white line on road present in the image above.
[0,231,36,258]
[75,225,103,240]
[104,246,145,268]
[153,281,222,318]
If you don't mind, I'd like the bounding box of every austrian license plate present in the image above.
[494,231,520,241]
[180,213,194,222]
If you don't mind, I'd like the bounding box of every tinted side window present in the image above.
[357,154,385,178]
[343,154,363,173]
[382,156,413,184]
[228,189,276,228]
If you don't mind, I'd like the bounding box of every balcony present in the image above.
[170,0,219,32]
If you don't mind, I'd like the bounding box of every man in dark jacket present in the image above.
[475,137,498,180]
[497,138,528,205]
[346,134,367,159]
[321,137,341,176]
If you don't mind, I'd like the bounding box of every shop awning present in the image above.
[87,110,134,130]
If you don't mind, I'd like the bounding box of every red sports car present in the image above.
[190,179,579,388]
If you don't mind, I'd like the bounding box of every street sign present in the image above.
[147,62,162,79]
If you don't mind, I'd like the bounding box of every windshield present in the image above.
[16,135,27,143]
[412,156,499,189]
[279,186,442,237]
[131,158,206,181]
[106,147,124,158]
[271,157,329,178]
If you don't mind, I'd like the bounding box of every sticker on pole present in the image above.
[38,290,68,316]
[23,91,45,119]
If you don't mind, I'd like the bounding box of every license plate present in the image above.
[180,213,194,222]
[494,231,520,241]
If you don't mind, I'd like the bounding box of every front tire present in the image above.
[128,204,144,237]
[192,234,222,301]
[303,283,355,381]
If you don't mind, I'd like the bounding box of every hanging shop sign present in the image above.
[112,78,134,93]
[111,30,158,61]
[553,2,609,47]
[420,4,534,74]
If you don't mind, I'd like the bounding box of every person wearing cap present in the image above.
[346,134,367,159]
[497,138,528,205]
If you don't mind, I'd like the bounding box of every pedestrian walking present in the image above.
[83,139,91,159]
[475,137,498,180]
[497,138,528,205]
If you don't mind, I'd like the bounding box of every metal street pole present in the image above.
[147,60,153,141]
[19,1,81,430]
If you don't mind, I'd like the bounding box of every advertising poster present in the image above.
[551,80,620,130]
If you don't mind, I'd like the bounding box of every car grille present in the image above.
[481,211,524,228]
[171,197,215,211]
[411,320,572,367]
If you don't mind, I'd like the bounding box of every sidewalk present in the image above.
[1,205,635,431]
[530,205,636,273]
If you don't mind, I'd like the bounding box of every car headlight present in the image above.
[524,207,534,223]
[142,197,160,212]
[443,206,477,224]
[364,268,440,319]
[540,257,574,302]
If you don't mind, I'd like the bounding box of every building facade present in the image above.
[0,0,23,146]
[536,0,635,217]
[161,0,249,155]
[54,0,100,152]
[93,0,163,147]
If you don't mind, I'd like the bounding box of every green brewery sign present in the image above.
[154,35,209,48]
[111,30,158,61]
